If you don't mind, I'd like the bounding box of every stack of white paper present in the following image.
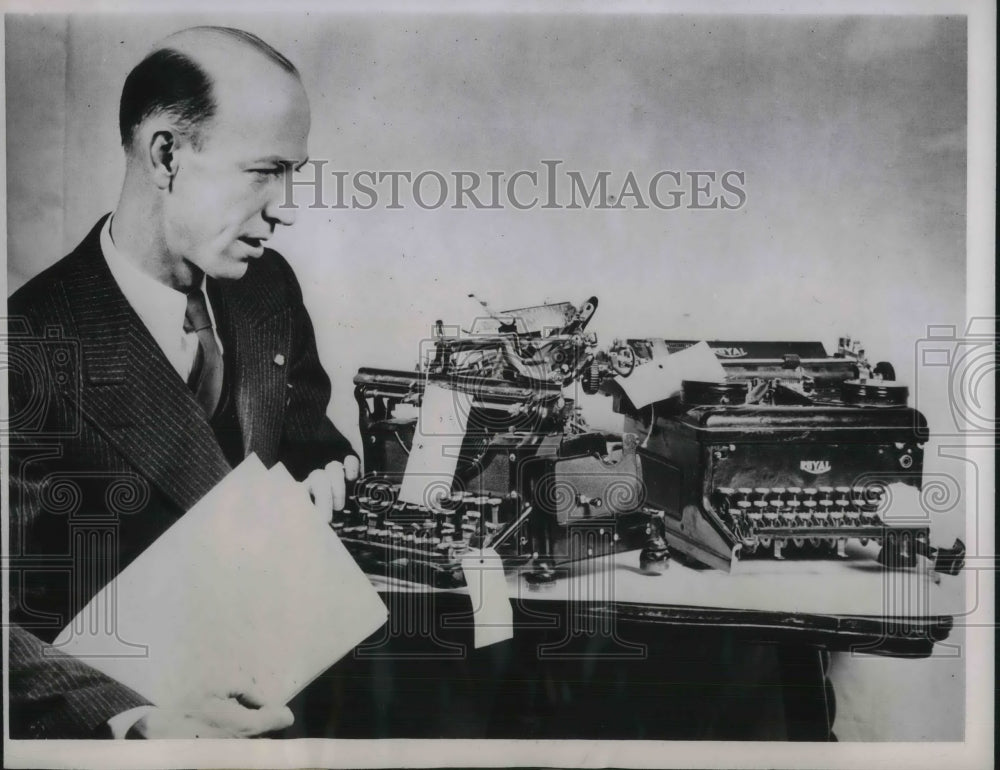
[53,454,388,707]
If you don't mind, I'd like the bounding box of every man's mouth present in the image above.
[238,236,266,257]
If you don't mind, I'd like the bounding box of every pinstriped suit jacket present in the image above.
[6,216,356,737]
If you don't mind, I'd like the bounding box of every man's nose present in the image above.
[264,195,297,227]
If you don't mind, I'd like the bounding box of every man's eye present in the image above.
[251,168,284,178]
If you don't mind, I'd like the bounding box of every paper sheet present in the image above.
[615,340,727,409]
[397,382,472,506]
[53,454,388,707]
[460,548,514,648]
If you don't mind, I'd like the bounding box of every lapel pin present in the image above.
[273,353,286,367]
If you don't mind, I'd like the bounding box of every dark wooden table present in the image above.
[289,546,961,740]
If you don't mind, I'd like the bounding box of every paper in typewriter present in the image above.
[615,340,726,409]
[398,381,472,506]
[53,454,388,707]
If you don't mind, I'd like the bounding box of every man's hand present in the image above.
[305,455,360,514]
[126,693,294,738]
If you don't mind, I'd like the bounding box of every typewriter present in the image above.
[345,296,670,587]
[340,295,963,586]
[610,337,966,573]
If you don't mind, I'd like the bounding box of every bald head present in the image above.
[112,26,311,288]
[119,26,303,152]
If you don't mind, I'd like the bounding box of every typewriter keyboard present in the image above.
[714,484,895,559]
[333,480,520,554]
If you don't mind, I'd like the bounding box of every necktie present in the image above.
[183,289,224,418]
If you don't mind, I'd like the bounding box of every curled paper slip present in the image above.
[461,548,514,649]
[398,382,472,506]
[615,340,726,409]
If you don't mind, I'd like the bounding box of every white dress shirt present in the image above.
[100,216,223,382]
[106,705,155,739]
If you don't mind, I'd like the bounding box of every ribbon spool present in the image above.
[840,379,909,406]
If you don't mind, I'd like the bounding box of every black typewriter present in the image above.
[343,296,669,587]
[612,337,965,573]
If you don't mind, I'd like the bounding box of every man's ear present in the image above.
[148,129,179,190]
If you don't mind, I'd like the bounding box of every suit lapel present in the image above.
[210,276,291,469]
[59,220,231,513]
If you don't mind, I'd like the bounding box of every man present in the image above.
[7,27,357,738]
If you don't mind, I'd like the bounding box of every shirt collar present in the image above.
[100,215,203,338]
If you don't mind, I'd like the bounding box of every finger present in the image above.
[225,686,295,734]
[198,698,294,736]
[227,704,294,736]
[260,705,295,733]
[325,460,346,511]
[231,688,264,709]
[305,468,333,517]
[187,720,240,739]
[135,710,238,739]
[228,682,280,712]
[343,455,360,482]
